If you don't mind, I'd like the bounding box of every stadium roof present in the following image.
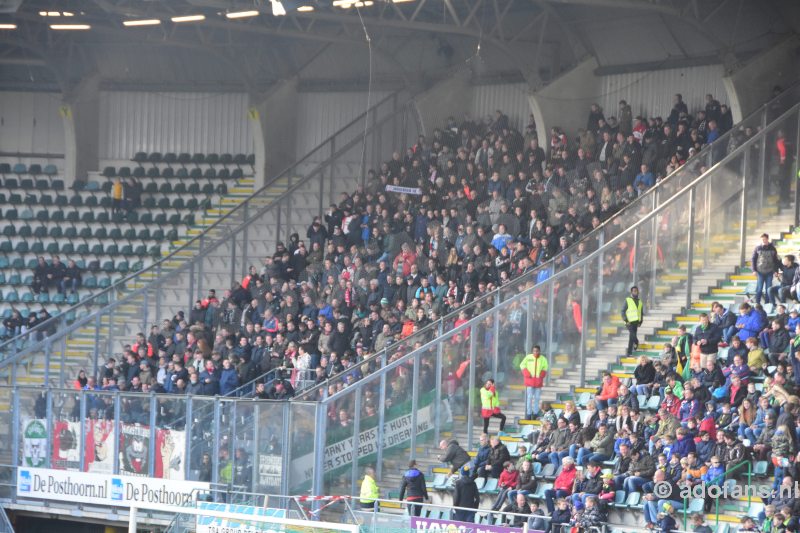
[0,0,797,93]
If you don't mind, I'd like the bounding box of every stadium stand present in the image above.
[0,152,257,344]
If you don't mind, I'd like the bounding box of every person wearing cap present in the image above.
[452,465,480,523]
[622,286,643,356]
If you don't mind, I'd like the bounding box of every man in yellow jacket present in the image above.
[360,466,380,510]
[519,345,549,420]
[480,378,507,435]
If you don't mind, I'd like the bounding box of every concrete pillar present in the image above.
[249,78,300,189]
[62,77,100,188]
[529,58,601,147]
[413,69,473,137]
[723,35,800,122]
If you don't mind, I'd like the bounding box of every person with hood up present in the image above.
[398,460,428,516]
[452,465,480,523]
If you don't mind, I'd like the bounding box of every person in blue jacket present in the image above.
[470,433,492,479]
[219,358,240,396]
[735,303,764,342]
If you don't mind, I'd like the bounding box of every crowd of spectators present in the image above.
[431,254,800,532]
[75,91,738,405]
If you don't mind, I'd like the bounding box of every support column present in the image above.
[62,75,101,188]
[250,79,300,189]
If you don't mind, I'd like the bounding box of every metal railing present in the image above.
[682,460,753,532]
[295,80,800,403]
[304,95,800,498]
[0,506,13,533]
[0,90,421,387]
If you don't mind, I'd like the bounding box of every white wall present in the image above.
[294,91,390,160]
[0,91,65,155]
[599,65,729,122]
[471,83,532,131]
[98,91,253,160]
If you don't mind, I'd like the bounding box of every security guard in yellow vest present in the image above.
[622,286,643,356]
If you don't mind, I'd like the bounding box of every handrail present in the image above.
[681,459,751,531]
[294,81,800,401]
[0,505,13,533]
[0,95,416,384]
[0,91,403,354]
[317,98,800,407]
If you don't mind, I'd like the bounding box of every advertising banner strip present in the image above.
[410,517,529,533]
[16,467,209,514]
[196,502,286,533]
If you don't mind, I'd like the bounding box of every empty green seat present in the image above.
[144,182,158,194]
[63,226,77,239]
[69,194,82,206]
[30,241,44,254]
[102,166,116,178]
[116,260,129,273]
[146,167,160,179]
[102,260,114,272]
[133,152,147,164]
[186,198,198,210]
[154,213,167,225]
[143,197,157,209]
[109,227,122,240]
[123,228,136,240]
[83,275,97,288]
[13,163,27,174]
[157,198,170,209]
[120,244,133,256]
[91,244,104,255]
[191,153,205,165]
[161,167,175,179]
[33,226,47,238]
[173,182,187,194]
[51,179,64,191]
[219,153,233,166]
[132,167,145,179]
[163,153,177,166]
[76,243,89,255]
[118,166,131,178]
[55,195,68,206]
[204,168,217,179]
[105,244,118,255]
[205,153,219,165]
[133,244,147,256]
[43,164,57,176]
[95,227,108,239]
[168,213,181,225]
[176,168,188,179]
[66,211,79,223]
[177,153,191,166]
[159,182,173,194]
[18,225,32,237]
[137,228,151,240]
[85,195,98,207]
[81,211,95,223]
[48,226,62,238]
[230,169,243,180]
[52,293,66,304]
[78,227,92,239]
[187,182,200,194]
[61,242,74,254]
[46,242,59,254]
[139,212,153,225]
[189,168,202,180]
[148,152,162,164]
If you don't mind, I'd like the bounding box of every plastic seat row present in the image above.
[2,177,64,191]
[0,163,59,176]
[1,223,176,242]
[130,152,254,167]
[2,208,194,227]
[103,165,244,182]
[0,270,112,290]
[0,238,162,258]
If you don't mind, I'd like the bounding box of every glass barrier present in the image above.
[295,84,800,403]
[0,91,420,386]
[5,386,316,499]
[307,100,800,497]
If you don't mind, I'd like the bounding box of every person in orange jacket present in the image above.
[595,371,620,410]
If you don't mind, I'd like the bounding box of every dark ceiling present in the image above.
[0,0,797,93]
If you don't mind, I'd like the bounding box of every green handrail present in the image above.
[681,458,752,531]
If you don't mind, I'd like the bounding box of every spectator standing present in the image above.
[520,345,548,419]
[480,378,507,434]
[359,466,379,510]
[398,460,428,517]
[452,466,480,523]
[623,286,643,356]
[437,439,470,475]
[752,233,780,305]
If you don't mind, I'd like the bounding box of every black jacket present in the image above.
[453,476,480,509]
[440,440,471,472]
[488,443,511,470]
[399,468,428,501]
[694,323,723,355]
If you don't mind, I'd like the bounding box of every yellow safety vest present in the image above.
[480,387,499,411]
[625,297,642,323]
